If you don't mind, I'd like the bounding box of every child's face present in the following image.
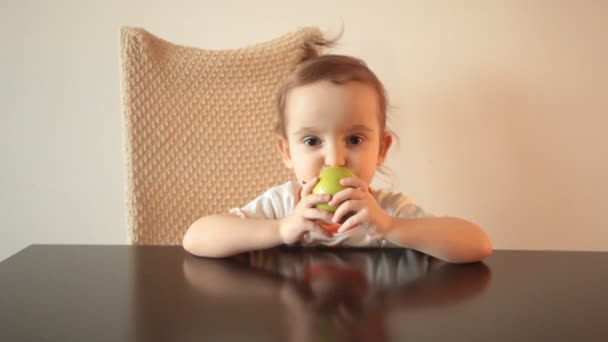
[278,81,392,185]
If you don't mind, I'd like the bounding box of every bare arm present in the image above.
[183,177,334,258]
[382,216,493,264]
[329,178,493,264]
[182,215,283,258]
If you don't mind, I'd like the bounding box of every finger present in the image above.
[340,177,369,192]
[332,199,363,223]
[328,188,366,208]
[301,176,319,197]
[337,222,360,234]
[338,212,364,233]
[337,209,365,232]
[303,208,334,222]
[334,211,356,225]
[302,193,332,208]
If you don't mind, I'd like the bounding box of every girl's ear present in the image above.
[276,136,294,169]
[377,133,393,166]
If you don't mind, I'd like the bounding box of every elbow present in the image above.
[182,222,212,257]
[470,239,493,263]
[459,229,494,263]
[481,237,494,259]
[182,229,220,258]
[448,222,493,264]
[182,226,198,255]
[477,227,494,261]
[448,246,492,264]
[182,220,233,258]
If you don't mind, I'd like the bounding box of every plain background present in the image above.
[1,0,607,261]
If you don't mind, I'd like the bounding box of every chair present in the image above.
[119,26,323,244]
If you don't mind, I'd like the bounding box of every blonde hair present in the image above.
[275,44,389,141]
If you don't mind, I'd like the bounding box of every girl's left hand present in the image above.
[329,177,393,236]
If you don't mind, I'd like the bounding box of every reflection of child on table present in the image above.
[183,249,491,341]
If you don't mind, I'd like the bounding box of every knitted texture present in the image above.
[120,27,323,245]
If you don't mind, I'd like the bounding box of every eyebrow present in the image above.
[291,124,375,137]
[349,125,375,134]
[291,126,319,137]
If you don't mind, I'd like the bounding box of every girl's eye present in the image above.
[348,136,365,145]
[303,137,320,146]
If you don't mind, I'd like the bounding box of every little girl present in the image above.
[183,48,493,263]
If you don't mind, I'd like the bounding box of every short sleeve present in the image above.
[372,189,431,219]
[228,181,300,220]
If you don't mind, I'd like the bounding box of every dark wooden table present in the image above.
[1,245,607,341]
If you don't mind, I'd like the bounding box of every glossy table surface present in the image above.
[1,245,607,341]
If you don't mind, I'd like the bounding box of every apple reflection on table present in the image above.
[183,247,491,341]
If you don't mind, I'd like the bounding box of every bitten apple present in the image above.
[312,166,357,212]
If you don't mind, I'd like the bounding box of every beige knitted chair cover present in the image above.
[120,27,323,245]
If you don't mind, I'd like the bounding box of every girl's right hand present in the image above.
[279,177,335,245]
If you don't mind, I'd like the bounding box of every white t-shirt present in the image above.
[229,181,429,248]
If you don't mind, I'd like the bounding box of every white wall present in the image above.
[1,0,607,261]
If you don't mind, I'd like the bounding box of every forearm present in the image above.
[382,216,493,263]
[183,215,282,258]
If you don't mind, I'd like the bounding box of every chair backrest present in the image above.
[120,27,323,245]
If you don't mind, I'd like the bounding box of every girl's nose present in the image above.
[324,145,346,167]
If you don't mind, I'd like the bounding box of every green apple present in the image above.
[312,166,357,212]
